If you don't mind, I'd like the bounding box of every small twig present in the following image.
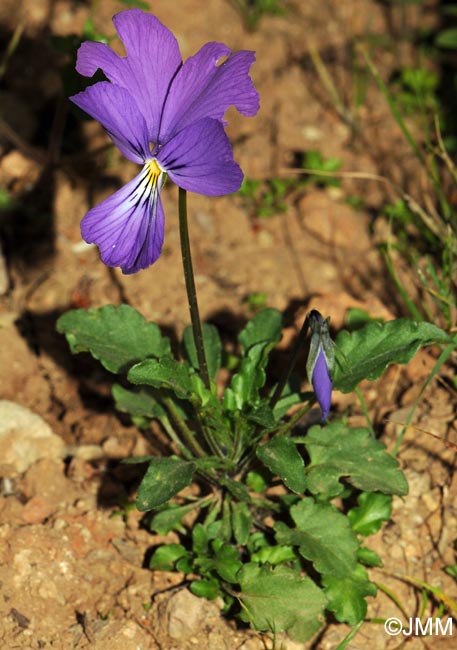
[0,23,24,80]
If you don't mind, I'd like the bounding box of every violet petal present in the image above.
[159,43,259,141]
[312,348,332,421]
[76,9,182,142]
[158,118,243,195]
[81,165,165,274]
[70,82,150,164]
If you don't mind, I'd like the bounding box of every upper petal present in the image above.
[81,165,165,274]
[76,9,182,142]
[159,42,259,141]
[158,118,243,196]
[70,82,150,163]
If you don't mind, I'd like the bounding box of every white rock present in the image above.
[166,589,206,640]
[0,401,64,473]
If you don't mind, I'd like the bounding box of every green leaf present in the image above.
[333,318,452,393]
[128,357,196,402]
[251,545,296,565]
[357,546,382,568]
[57,304,171,373]
[257,435,306,494]
[190,578,220,600]
[227,341,276,408]
[247,402,277,429]
[212,541,243,583]
[149,499,209,535]
[112,384,166,418]
[136,457,196,511]
[220,477,250,502]
[192,523,209,555]
[246,470,268,493]
[231,502,252,545]
[323,564,377,625]
[238,564,326,641]
[149,544,188,571]
[304,421,408,499]
[348,492,392,536]
[182,323,222,381]
[238,308,282,352]
[436,28,457,48]
[275,499,359,578]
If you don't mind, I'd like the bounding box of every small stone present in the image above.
[166,589,206,639]
[0,401,64,474]
[0,240,9,295]
[21,496,55,525]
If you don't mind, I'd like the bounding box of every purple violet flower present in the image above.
[306,310,335,421]
[70,9,259,274]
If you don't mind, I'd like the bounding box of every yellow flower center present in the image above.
[146,159,163,185]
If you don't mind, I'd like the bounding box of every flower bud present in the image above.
[306,310,334,420]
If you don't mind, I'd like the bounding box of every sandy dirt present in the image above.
[0,0,456,648]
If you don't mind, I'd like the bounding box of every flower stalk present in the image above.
[178,187,211,390]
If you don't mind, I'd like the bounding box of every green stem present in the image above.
[274,401,315,438]
[160,416,195,460]
[178,188,210,389]
[270,314,310,409]
[162,396,206,458]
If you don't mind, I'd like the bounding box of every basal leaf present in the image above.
[357,546,382,568]
[148,499,210,535]
[238,564,326,642]
[182,323,222,380]
[348,492,392,536]
[212,541,243,583]
[231,501,252,545]
[228,341,276,408]
[304,421,408,499]
[136,457,196,511]
[251,545,296,565]
[275,499,358,578]
[190,578,220,600]
[333,318,452,393]
[128,357,196,402]
[323,564,377,625]
[149,544,188,571]
[238,308,282,353]
[112,384,166,418]
[257,435,306,494]
[57,304,171,373]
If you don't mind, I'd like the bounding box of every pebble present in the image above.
[166,589,206,640]
[0,401,64,474]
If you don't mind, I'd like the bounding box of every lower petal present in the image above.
[81,166,165,274]
[158,118,243,196]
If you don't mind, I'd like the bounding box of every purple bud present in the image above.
[311,348,332,421]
